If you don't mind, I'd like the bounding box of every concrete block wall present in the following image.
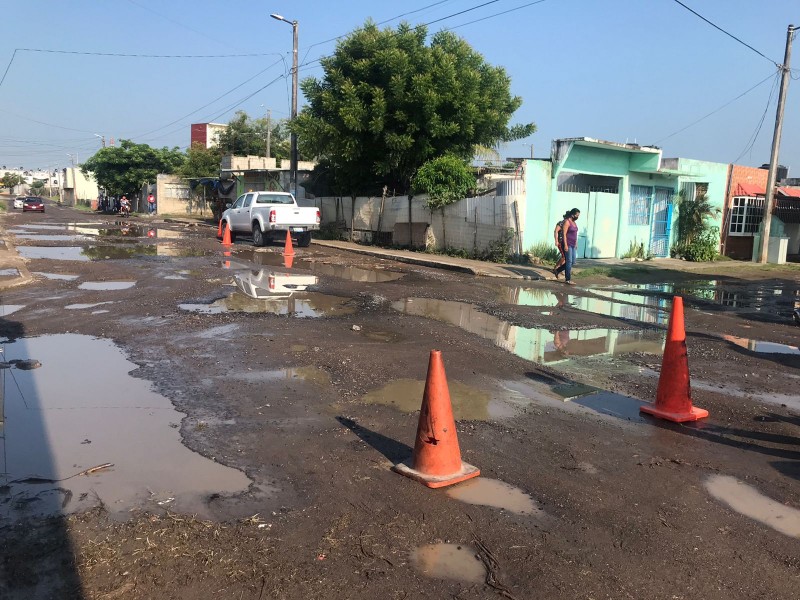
[302,193,523,253]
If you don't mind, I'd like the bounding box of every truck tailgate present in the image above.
[272,206,318,228]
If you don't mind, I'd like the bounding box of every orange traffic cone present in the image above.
[640,296,708,422]
[393,350,480,488]
[217,219,223,238]
[222,223,232,246]
[283,230,295,256]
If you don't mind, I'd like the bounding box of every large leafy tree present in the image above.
[216,111,292,160]
[294,21,535,197]
[176,143,223,179]
[1,172,24,191]
[82,140,185,197]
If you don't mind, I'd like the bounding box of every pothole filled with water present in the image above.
[78,281,137,291]
[361,378,522,420]
[0,305,26,316]
[0,269,20,278]
[722,335,800,356]
[65,301,116,310]
[705,475,800,537]
[180,291,355,318]
[33,272,79,281]
[411,543,486,583]
[0,334,252,519]
[391,298,664,367]
[445,478,542,515]
[17,246,89,261]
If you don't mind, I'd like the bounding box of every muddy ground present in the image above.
[0,202,799,599]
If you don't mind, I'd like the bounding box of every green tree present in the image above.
[30,179,45,194]
[1,172,24,191]
[176,143,222,179]
[671,190,722,261]
[81,140,185,197]
[294,20,535,196]
[216,111,292,160]
[413,155,474,248]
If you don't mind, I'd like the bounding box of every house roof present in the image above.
[734,182,800,198]
[560,137,661,154]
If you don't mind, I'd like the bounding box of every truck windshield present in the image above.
[255,193,294,205]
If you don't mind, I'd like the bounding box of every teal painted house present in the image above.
[523,138,728,258]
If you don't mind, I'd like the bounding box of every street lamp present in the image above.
[270,13,298,196]
[93,133,106,148]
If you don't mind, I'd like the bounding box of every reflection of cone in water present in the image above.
[640,296,708,422]
[222,223,232,246]
[393,350,480,488]
[283,230,295,256]
[284,252,294,269]
[222,250,231,269]
[217,219,222,238]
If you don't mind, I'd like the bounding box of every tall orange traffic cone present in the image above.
[393,350,480,488]
[283,230,295,256]
[222,223,232,246]
[640,296,708,422]
[217,219,223,238]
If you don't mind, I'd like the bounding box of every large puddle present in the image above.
[17,246,89,261]
[391,298,665,367]
[502,287,669,324]
[596,282,800,315]
[228,250,404,283]
[705,475,800,538]
[722,335,800,356]
[361,378,522,420]
[445,478,542,515]
[78,281,137,291]
[0,334,251,519]
[33,272,80,281]
[411,543,486,583]
[180,291,354,318]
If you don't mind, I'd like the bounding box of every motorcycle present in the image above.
[119,203,130,218]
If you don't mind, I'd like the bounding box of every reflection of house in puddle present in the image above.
[499,287,669,325]
[391,298,664,365]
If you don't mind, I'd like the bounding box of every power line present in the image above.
[654,70,779,144]
[668,0,778,66]
[9,48,285,59]
[733,71,781,164]
[444,0,548,31]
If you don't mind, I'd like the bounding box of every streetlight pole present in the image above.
[93,133,106,148]
[271,13,298,196]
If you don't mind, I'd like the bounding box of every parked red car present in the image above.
[22,197,45,213]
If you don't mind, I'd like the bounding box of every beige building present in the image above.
[61,168,99,206]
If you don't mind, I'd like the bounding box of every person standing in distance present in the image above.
[554,208,580,285]
[147,192,156,215]
[552,210,570,279]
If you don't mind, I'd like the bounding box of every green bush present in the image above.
[671,226,720,261]
[621,239,648,260]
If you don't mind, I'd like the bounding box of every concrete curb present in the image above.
[310,239,550,281]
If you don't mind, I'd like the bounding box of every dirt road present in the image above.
[1,202,798,599]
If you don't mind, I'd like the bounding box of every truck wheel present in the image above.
[252,223,266,247]
[297,232,312,248]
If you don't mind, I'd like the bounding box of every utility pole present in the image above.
[758,24,796,263]
[266,109,272,160]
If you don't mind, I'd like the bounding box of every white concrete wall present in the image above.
[301,193,525,253]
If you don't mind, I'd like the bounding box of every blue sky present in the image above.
[0,0,798,174]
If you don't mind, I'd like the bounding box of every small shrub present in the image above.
[671,226,720,262]
[317,222,346,240]
[621,239,648,260]
[479,229,515,263]
[526,241,561,266]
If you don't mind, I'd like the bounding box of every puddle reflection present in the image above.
[0,334,251,519]
[391,298,665,367]
[722,335,800,356]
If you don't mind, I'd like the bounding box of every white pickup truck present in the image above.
[221,191,320,247]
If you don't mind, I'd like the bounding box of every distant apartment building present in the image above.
[190,123,227,149]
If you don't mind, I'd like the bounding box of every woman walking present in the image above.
[552,211,570,279]
[554,208,580,285]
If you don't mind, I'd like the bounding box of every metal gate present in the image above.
[649,187,674,257]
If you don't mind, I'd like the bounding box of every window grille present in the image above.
[629,185,652,225]
[729,196,764,235]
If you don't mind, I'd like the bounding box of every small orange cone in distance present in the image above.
[217,219,222,238]
[222,223,232,246]
[393,350,480,488]
[283,230,295,256]
[640,296,708,422]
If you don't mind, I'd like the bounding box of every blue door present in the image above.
[650,187,674,257]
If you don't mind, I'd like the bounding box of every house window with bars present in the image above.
[629,185,652,225]
[729,196,764,235]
